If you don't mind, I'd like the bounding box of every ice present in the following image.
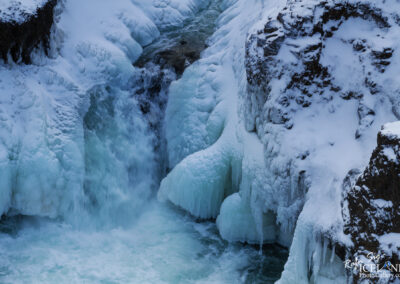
[0,0,207,222]
[216,193,276,244]
[159,0,294,246]
[277,220,347,284]
[158,140,234,219]
[0,0,47,22]
[158,82,241,218]
[164,64,222,169]
[381,121,400,139]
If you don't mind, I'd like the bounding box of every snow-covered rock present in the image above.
[244,0,400,282]
[0,0,57,63]
[0,0,49,23]
[343,121,400,281]
[158,0,400,282]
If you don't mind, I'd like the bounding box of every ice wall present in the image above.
[159,0,286,245]
[0,0,207,225]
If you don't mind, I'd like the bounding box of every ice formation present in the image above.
[159,0,400,282]
[0,0,209,225]
[1,0,400,282]
[158,0,283,245]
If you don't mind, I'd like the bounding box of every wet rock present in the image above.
[135,1,221,76]
[147,44,201,75]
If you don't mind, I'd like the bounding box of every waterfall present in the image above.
[0,1,289,283]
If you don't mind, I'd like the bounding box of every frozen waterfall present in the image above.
[0,0,289,283]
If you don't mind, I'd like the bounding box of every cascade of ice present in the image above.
[0,0,291,282]
[0,0,217,225]
[158,0,288,246]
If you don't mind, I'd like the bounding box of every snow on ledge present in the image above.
[380,121,400,139]
[0,0,48,22]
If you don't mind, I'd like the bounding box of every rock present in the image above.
[343,121,400,281]
[244,0,394,134]
[356,103,375,139]
[244,0,400,282]
[0,0,57,64]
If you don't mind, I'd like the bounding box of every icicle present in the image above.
[308,237,313,273]
[312,238,322,278]
[330,244,336,263]
[322,237,328,265]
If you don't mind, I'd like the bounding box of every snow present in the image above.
[379,233,400,252]
[381,121,400,139]
[382,147,397,161]
[258,1,400,282]
[371,199,393,209]
[0,0,47,22]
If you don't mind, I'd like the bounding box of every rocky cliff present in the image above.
[0,0,57,63]
[343,122,400,282]
[245,0,400,282]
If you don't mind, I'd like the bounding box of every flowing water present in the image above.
[0,1,288,283]
[0,203,287,283]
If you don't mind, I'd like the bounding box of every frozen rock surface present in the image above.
[0,0,57,63]
[0,0,49,22]
[244,0,400,282]
[343,121,400,281]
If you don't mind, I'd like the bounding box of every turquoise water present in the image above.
[0,202,287,283]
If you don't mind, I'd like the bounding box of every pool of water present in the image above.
[0,202,287,283]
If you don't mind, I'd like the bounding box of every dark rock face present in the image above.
[343,122,400,282]
[134,1,221,76]
[136,41,203,76]
[0,0,57,64]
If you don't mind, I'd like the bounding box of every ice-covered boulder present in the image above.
[216,193,276,244]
